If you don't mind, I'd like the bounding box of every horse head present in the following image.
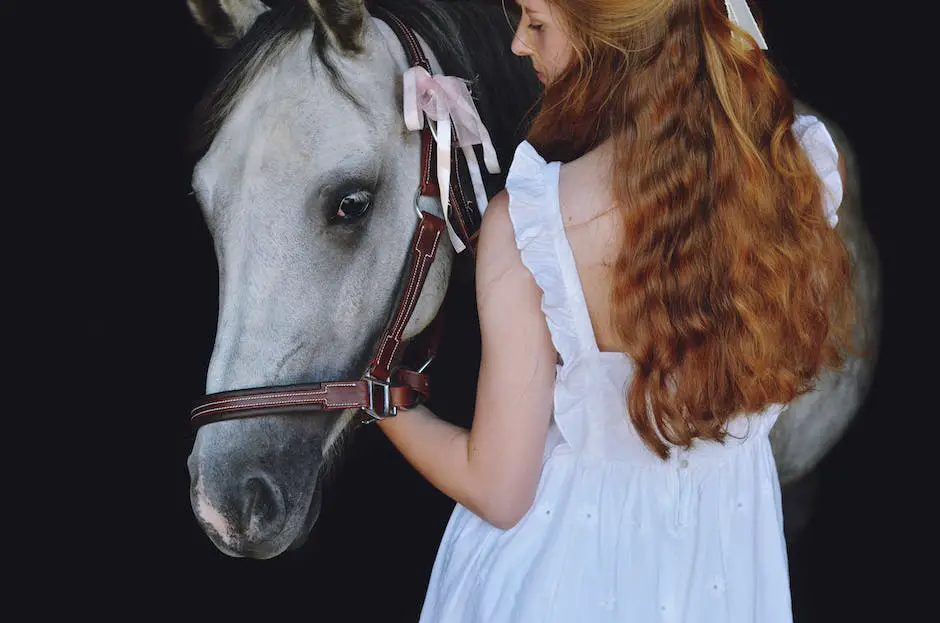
[184,0,538,559]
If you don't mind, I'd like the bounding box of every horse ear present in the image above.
[308,0,367,52]
[187,0,271,48]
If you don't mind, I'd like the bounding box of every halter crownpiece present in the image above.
[403,66,500,254]
[724,0,768,50]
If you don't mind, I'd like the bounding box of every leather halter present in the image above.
[190,9,482,430]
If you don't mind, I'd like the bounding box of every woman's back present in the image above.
[556,141,627,353]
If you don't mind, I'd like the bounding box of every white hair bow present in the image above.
[725,0,768,50]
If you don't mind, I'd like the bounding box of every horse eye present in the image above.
[333,190,373,222]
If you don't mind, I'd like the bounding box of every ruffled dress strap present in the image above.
[504,141,600,368]
[792,113,843,227]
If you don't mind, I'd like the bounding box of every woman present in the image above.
[378,0,853,620]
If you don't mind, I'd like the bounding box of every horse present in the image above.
[183,0,881,573]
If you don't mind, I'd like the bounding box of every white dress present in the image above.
[418,114,843,623]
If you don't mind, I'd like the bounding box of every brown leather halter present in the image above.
[190,9,483,431]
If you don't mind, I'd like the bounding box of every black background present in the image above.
[20,0,927,619]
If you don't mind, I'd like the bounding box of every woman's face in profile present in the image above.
[510,0,574,85]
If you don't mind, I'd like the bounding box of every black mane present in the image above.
[189,0,541,188]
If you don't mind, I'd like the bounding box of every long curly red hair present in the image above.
[523,0,856,459]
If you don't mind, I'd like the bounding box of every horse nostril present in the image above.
[240,475,286,541]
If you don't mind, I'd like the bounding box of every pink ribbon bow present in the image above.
[403,66,500,253]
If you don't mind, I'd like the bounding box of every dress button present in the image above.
[679,459,689,469]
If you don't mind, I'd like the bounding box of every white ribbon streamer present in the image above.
[725,0,768,50]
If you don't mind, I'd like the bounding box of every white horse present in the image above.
[184,0,881,565]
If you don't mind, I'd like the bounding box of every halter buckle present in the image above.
[361,376,398,423]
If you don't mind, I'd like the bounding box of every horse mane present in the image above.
[188,0,540,191]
